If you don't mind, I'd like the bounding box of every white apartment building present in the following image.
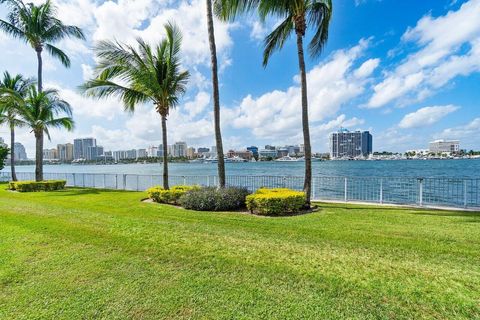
[429,140,460,154]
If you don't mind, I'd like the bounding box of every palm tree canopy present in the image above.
[0,0,85,66]
[0,71,34,127]
[215,0,332,65]
[81,22,190,116]
[22,86,74,139]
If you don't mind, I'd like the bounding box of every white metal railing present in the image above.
[1,172,479,210]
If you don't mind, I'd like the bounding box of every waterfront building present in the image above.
[57,143,73,162]
[276,148,289,157]
[43,148,58,160]
[147,146,159,158]
[211,146,217,154]
[136,149,147,159]
[74,138,96,160]
[197,147,210,154]
[329,129,373,159]
[264,145,276,151]
[173,141,187,157]
[226,149,253,160]
[186,147,196,159]
[429,140,460,154]
[259,149,278,159]
[14,142,28,160]
[286,145,300,156]
[246,146,259,158]
[86,146,104,161]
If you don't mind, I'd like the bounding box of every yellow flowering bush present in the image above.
[147,185,199,205]
[246,188,306,216]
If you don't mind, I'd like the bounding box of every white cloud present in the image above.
[398,105,459,129]
[367,0,480,108]
[229,39,377,143]
[434,118,480,143]
[354,58,380,78]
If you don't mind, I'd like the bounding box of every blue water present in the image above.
[4,159,480,178]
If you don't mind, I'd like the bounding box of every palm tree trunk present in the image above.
[206,0,226,188]
[36,48,43,92]
[10,125,17,181]
[296,33,312,206]
[161,115,169,190]
[35,130,43,181]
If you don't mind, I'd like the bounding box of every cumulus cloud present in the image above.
[367,0,480,108]
[398,105,459,129]
[434,118,480,142]
[228,39,377,141]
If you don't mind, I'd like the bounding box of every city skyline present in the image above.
[0,0,479,156]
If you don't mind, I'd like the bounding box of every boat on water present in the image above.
[275,156,300,162]
[204,156,248,163]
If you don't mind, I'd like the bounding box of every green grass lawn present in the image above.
[0,185,479,319]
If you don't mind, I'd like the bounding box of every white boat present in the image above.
[226,156,248,163]
[275,156,299,162]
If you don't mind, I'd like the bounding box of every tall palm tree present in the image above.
[22,87,74,181]
[216,0,332,205]
[0,0,85,92]
[81,23,190,190]
[0,71,34,181]
[206,0,226,188]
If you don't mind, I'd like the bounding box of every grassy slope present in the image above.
[0,186,479,320]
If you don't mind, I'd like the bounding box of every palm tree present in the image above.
[0,0,85,92]
[81,23,190,190]
[22,87,74,181]
[0,71,34,181]
[206,0,226,188]
[216,0,332,205]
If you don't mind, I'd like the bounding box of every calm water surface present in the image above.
[4,159,480,178]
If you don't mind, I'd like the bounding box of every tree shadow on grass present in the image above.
[48,188,137,197]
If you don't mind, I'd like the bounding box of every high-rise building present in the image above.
[147,146,159,157]
[14,142,27,160]
[211,146,217,154]
[186,147,196,159]
[86,146,104,161]
[329,129,373,159]
[74,138,96,160]
[43,148,58,160]
[57,143,73,162]
[173,141,187,157]
[136,149,147,159]
[429,140,460,154]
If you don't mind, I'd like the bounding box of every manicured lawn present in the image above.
[0,185,479,319]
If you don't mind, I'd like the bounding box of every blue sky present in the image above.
[1,0,480,157]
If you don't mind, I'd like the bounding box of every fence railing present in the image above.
[1,172,479,210]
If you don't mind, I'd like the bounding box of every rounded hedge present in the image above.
[147,185,199,205]
[246,188,306,216]
[9,180,67,192]
[180,186,250,211]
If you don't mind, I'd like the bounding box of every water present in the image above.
[4,159,480,178]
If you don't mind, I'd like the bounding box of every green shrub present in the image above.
[246,188,306,216]
[147,185,199,205]
[180,186,250,211]
[9,180,67,192]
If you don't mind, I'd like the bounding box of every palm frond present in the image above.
[45,43,71,67]
[307,0,332,57]
[262,16,294,66]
